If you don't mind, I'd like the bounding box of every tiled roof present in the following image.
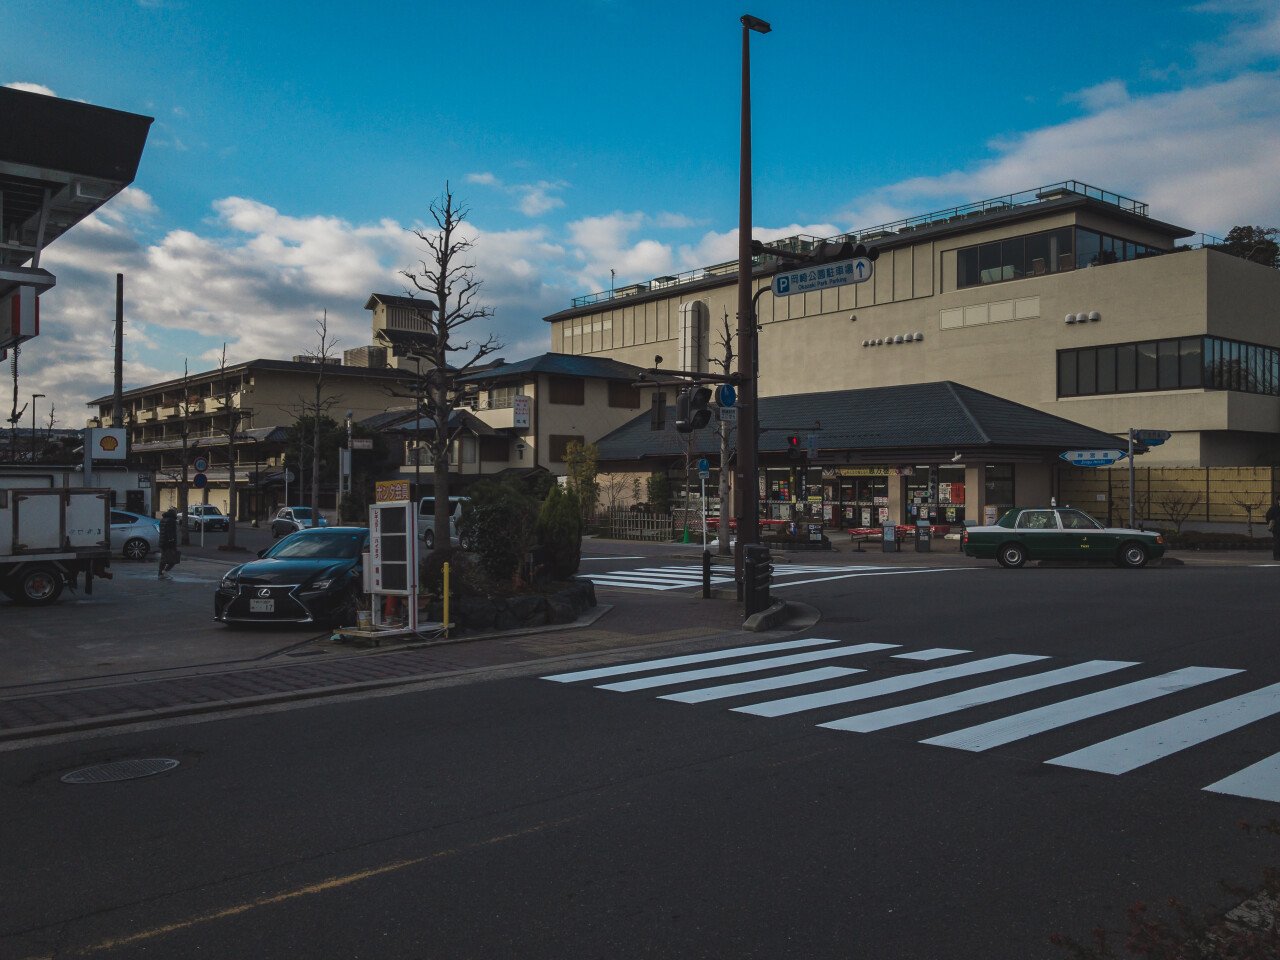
[594,381,1125,461]
[456,352,644,384]
[364,293,436,312]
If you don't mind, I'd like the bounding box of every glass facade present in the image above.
[1058,336,1279,397]
[957,227,1166,290]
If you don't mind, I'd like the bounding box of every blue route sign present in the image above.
[773,257,872,297]
[1060,449,1127,468]
[697,457,710,479]
[716,384,736,408]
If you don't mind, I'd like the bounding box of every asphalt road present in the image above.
[2,563,1279,959]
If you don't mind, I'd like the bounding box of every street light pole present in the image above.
[31,393,45,461]
[735,13,770,573]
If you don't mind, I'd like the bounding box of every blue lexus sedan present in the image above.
[215,527,367,627]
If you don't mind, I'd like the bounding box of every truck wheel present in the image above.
[123,538,151,561]
[14,565,64,606]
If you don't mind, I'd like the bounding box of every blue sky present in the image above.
[4,0,1279,422]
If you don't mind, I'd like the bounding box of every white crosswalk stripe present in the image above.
[579,562,959,591]
[540,637,1280,804]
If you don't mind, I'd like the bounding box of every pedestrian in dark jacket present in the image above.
[158,508,180,580]
[1266,495,1280,561]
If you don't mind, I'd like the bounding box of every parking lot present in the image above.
[0,552,326,690]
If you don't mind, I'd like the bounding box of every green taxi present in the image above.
[961,507,1166,568]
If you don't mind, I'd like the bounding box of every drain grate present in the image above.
[61,758,180,784]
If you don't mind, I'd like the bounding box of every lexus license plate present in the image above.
[250,599,275,613]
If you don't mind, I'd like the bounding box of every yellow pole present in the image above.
[442,561,450,638]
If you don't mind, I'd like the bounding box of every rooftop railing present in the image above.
[569,180,1158,308]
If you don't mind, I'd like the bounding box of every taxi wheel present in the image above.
[996,542,1027,568]
[1117,542,1148,568]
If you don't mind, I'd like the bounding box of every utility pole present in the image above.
[112,273,124,428]
[734,14,770,576]
[31,393,44,461]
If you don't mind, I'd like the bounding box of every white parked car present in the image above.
[271,506,329,538]
[416,496,470,549]
[110,509,160,561]
[183,504,229,531]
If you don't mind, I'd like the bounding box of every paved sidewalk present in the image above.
[0,590,751,742]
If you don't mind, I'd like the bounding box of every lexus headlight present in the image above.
[220,576,237,589]
[311,579,333,590]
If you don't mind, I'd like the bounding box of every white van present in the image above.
[416,496,469,549]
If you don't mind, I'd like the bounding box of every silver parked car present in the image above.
[110,509,160,562]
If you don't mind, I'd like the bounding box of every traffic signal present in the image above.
[786,434,803,461]
[675,386,713,433]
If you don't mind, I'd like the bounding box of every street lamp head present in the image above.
[741,14,771,33]
[33,393,45,399]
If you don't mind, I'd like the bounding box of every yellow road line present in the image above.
[20,816,581,959]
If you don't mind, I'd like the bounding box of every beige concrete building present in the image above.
[90,358,415,518]
[547,181,1279,530]
[546,181,1280,470]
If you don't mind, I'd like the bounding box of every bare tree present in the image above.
[601,472,630,513]
[1155,490,1201,534]
[299,311,341,517]
[709,309,737,555]
[213,345,252,551]
[173,360,201,545]
[393,184,500,551]
[1229,490,1269,537]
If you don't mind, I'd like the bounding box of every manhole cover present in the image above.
[61,758,180,784]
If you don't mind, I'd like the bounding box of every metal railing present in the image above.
[569,180,1158,308]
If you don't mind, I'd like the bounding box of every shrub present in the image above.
[458,479,539,584]
[647,472,673,515]
[536,484,582,579]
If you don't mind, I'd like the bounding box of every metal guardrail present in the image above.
[569,180,1163,309]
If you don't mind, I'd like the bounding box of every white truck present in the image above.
[0,487,113,605]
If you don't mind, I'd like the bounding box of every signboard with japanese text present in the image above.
[1060,449,1127,468]
[773,258,872,297]
[376,480,411,502]
[513,395,531,430]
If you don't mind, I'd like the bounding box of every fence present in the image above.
[602,509,676,542]
[1059,466,1277,531]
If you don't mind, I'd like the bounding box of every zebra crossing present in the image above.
[579,562,959,591]
[542,637,1280,804]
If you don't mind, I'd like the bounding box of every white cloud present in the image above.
[1067,80,1130,112]
[856,70,1280,235]
[1193,1,1280,71]
[23,198,571,421]
[3,82,57,97]
[466,172,499,186]
[516,181,566,217]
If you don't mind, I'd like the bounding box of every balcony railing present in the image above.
[570,180,1161,308]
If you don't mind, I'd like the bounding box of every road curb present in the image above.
[743,599,791,632]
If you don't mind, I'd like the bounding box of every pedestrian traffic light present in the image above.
[786,434,803,461]
[675,385,713,433]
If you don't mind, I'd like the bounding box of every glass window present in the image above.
[1015,510,1059,530]
[1058,352,1077,397]
[978,242,1002,284]
[1097,346,1117,393]
[1206,338,1223,389]
[957,247,978,288]
[1000,237,1025,281]
[1136,342,1158,390]
[1051,228,1074,272]
[1228,341,1242,391]
[984,464,1014,505]
[1100,235,1117,265]
[1025,232,1050,276]
[1249,345,1264,393]
[1116,344,1137,392]
[1078,348,1097,394]
[1076,228,1101,269]
[1157,341,1179,390]
[1058,509,1102,530]
[1179,339,1203,388]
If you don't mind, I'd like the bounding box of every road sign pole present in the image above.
[701,475,707,549]
[1128,427,1136,529]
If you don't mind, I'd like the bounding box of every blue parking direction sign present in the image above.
[773,257,872,297]
[716,384,736,408]
[697,457,710,479]
[1060,449,1127,467]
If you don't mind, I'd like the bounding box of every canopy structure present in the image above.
[0,87,152,355]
